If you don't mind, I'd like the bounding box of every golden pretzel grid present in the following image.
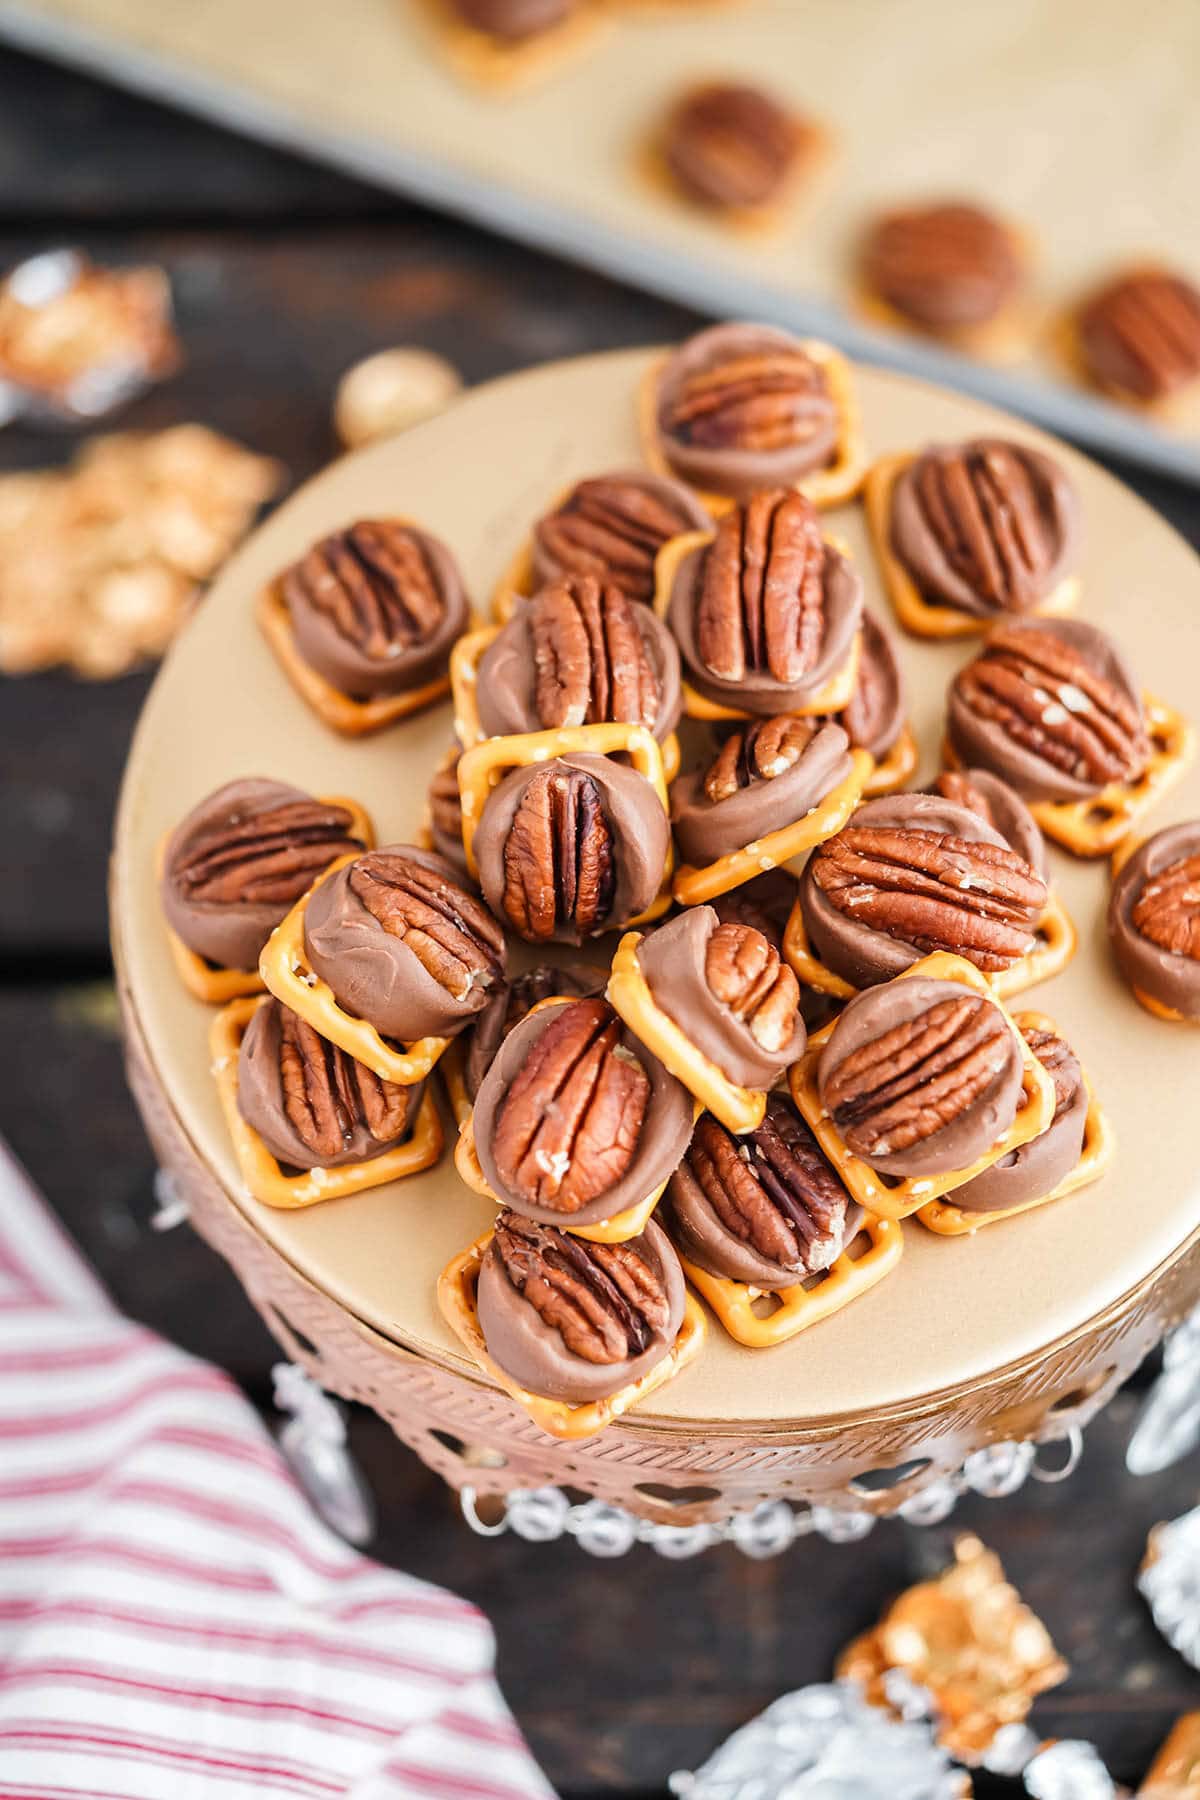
[122,345,1200,1456]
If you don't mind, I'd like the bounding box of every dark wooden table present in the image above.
[2,50,1198,1796]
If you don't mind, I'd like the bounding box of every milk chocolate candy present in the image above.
[1108,821,1200,1021]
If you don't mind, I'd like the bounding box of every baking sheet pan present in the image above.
[3,0,1200,485]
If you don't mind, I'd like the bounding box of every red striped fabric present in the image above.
[0,1143,555,1800]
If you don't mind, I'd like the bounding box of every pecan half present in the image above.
[501,763,616,941]
[173,798,363,905]
[932,769,1001,833]
[282,520,444,658]
[491,1211,670,1364]
[663,82,799,211]
[534,477,694,603]
[1132,850,1200,960]
[909,442,1062,613]
[705,921,799,1052]
[824,993,1012,1159]
[697,490,826,685]
[491,998,649,1213]
[953,625,1149,789]
[712,870,797,952]
[349,851,503,1000]
[530,576,660,731]
[1020,1024,1079,1116]
[1078,268,1200,403]
[664,350,832,456]
[810,824,1046,972]
[704,714,818,802]
[683,1104,846,1274]
[277,1005,413,1159]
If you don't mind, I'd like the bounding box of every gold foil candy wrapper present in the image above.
[1138,1711,1200,1797]
[1139,1506,1200,1671]
[836,1533,1066,1765]
[334,346,463,448]
[0,250,179,422]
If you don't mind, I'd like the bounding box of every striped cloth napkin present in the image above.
[0,1142,555,1800]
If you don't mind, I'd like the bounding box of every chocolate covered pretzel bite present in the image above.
[641,321,864,509]
[790,953,1057,1219]
[1071,265,1200,409]
[160,778,369,1000]
[259,517,470,734]
[473,751,670,944]
[466,994,694,1235]
[470,575,681,750]
[794,792,1050,993]
[608,910,804,1131]
[259,843,505,1088]
[859,202,1026,346]
[660,487,864,719]
[522,470,710,605]
[946,618,1193,854]
[210,996,444,1208]
[1108,821,1200,1021]
[663,1095,903,1345]
[655,82,817,218]
[437,1211,706,1439]
[670,713,870,904]
[865,438,1080,637]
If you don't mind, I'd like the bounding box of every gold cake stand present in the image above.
[111,349,1200,1527]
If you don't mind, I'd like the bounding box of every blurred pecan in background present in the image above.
[662,343,834,459]
[348,850,504,1001]
[450,0,572,40]
[501,763,616,940]
[810,822,1046,972]
[704,921,799,1052]
[1077,266,1200,404]
[698,489,825,684]
[861,201,1023,333]
[491,998,649,1213]
[661,82,803,212]
[491,1211,670,1364]
[531,576,660,730]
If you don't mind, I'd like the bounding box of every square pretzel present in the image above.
[678,1215,903,1348]
[672,747,874,906]
[637,339,866,514]
[652,529,862,720]
[781,884,1077,1003]
[453,1104,675,1245]
[415,0,609,91]
[455,721,672,928]
[210,996,445,1209]
[258,853,449,1086]
[916,1010,1114,1236]
[787,951,1057,1221]
[257,583,456,737]
[943,700,1196,857]
[438,1037,475,1131]
[157,795,374,1005]
[606,931,766,1134]
[450,621,681,780]
[437,1233,707,1440]
[864,452,1081,640]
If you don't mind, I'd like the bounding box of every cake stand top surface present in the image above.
[113,347,1200,1429]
